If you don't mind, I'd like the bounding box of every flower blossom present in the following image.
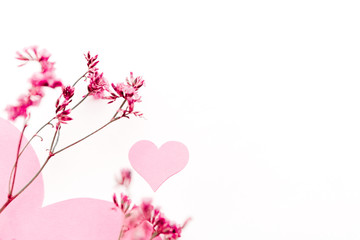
[126,72,145,90]
[84,51,99,75]
[139,201,183,240]
[87,71,109,99]
[82,51,109,99]
[113,193,132,214]
[55,109,72,129]
[54,85,75,129]
[30,71,62,88]
[16,46,62,89]
[113,197,185,240]
[62,86,75,100]
[116,168,132,188]
[108,72,144,114]
[7,46,62,121]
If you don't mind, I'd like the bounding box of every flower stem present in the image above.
[72,93,89,111]
[1,72,103,215]
[2,124,59,213]
[53,116,123,156]
[18,118,54,158]
[13,155,52,199]
[49,127,59,153]
[2,115,125,213]
[150,232,159,240]
[53,126,61,151]
[0,198,12,214]
[1,150,53,214]
[72,72,88,87]
[118,223,125,240]
[8,123,27,196]
[7,118,55,196]
[112,99,127,120]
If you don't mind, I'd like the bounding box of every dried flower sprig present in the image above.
[0,47,145,214]
[2,47,189,240]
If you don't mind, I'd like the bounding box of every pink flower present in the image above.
[54,85,74,129]
[6,100,30,121]
[110,76,143,113]
[6,87,45,121]
[84,51,99,74]
[62,85,75,100]
[28,87,45,105]
[55,108,72,129]
[117,200,186,240]
[139,201,183,240]
[87,72,109,98]
[30,72,62,88]
[116,168,132,188]
[126,72,145,90]
[113,193,132,214]
[7,47,62,121]
[17,46,62,88]
[111,83,136,99]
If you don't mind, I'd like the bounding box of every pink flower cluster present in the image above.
[112,169,189,239]
[6,46,62,121]
[6,48,145,126]
[84,52,144,117]
[2,47,189,239]
[109,72,144,114]
[84,52,109,99]
[113,193,188,240]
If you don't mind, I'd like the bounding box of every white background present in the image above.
[1,0,360,239]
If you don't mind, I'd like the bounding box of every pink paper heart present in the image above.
[129,140,189,192]
[0,118,125,240]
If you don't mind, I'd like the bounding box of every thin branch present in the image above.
[112,99,127,120]
[12,155,51,199]
[53,116,123,156]
[49,127,59,154]
[71,93,89,111]
[18,118,54,158]
[8,124,27,196]
[53,126,61,151]
[72,71,88,87]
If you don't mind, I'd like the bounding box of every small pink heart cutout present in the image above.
[129,140,189,192]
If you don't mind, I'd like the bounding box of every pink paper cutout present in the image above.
[129,140,189,192]
[0,118,125,240]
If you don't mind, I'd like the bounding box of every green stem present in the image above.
[118,223,125,240]
[150,232,159,240]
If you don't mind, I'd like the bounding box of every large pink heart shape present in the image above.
[0,118,162,240]
[129,140,189,192]
[0,118,123,239]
